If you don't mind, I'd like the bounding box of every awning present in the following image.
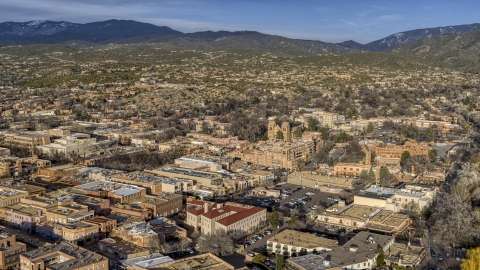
[24,225,29,230]
[45,232,52,237]
[93,236,98,239]
[35,229,42,234]
[13,223,19,227]
[38,231,43,235]
[52,235,58,239]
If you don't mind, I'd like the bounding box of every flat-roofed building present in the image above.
[149,167,227,195]
[20,242,108,270]
[36,137,98,157]
[267,229,338,257]
[0,232,27,270]
[366,140,432,159]
[234,140,316,172]
[354,184,435,213]
[333,163,371,178]
[287,171,355,190]
[120,253,174,270]
[0,147,10,156]
[4,132,51,155]
[45,203,94,224]
[61,221,99,245]
[316,204,409,235]
[0,188,28,207]
[112,193,183,219]
[98,238,150,269]
[110,171,193,194]
[2,203,43,233]
[322,232,394,270]
[73,181,146,204]
[35,164,84,182]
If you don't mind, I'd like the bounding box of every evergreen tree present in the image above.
[368,168,376,184]
[294,127,303,138]
[276,130,284,140]
[269,207,280,228]
[376,247,385,266]
[428,149,438,161]
[276,257,284,270]
[366,122,374,133]
[400,151,411,165]
[261,131,269,141]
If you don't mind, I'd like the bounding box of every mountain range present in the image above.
[1,19,480,57]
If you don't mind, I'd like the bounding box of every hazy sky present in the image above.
[0,0,478,43]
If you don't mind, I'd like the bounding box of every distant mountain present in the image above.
[337,40,367,51]
[3,20,480,57]
[364,23,480,52]
[0,20,180,44]
[391,29,480,72]
[111,31,358,55]
[0,20,360,55]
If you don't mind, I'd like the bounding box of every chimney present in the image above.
[204,202,209,214]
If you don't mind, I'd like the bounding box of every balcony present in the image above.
[267,247,273,252]
[267,242,273,247]
[275,249,281,254]
[282,246,289,251]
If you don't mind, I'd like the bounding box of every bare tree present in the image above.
[196,229,235,256]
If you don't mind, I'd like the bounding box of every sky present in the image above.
[0,0,479,44]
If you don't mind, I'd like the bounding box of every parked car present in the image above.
[248,252,255,257]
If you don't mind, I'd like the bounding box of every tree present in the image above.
[201,122,209,134]
[269,207,280,228]
[261,131,269,141]
[402,200,419,218]
[276,130,284,140]
[307,119,317,131]
[379,166,397,187]
[400,151,411,166]
[276,257,284,270]
[294,127,303,138]
[318,126,329,140]
[461,247,480,270]
[368,168,377,184]
[428,149,438,161]
[196,229,235,256]
[252,253,266,264]
[366,122,374,133]
[376,247,385,266]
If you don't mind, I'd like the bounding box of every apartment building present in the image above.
[35,164,84,182]
[110,171,193,194]
[187,203,266,238]
[236,140,316,172]
[3,132,51,154]
[20,242,108,270]
[84,217,117,238]
[267,229,338,257]
[354,184,435,213]
[0,233,27,270]
[113,222,158,248]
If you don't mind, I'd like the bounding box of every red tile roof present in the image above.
[201,205,245,219]
[216,207,265,227]
[188,208,205,216]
